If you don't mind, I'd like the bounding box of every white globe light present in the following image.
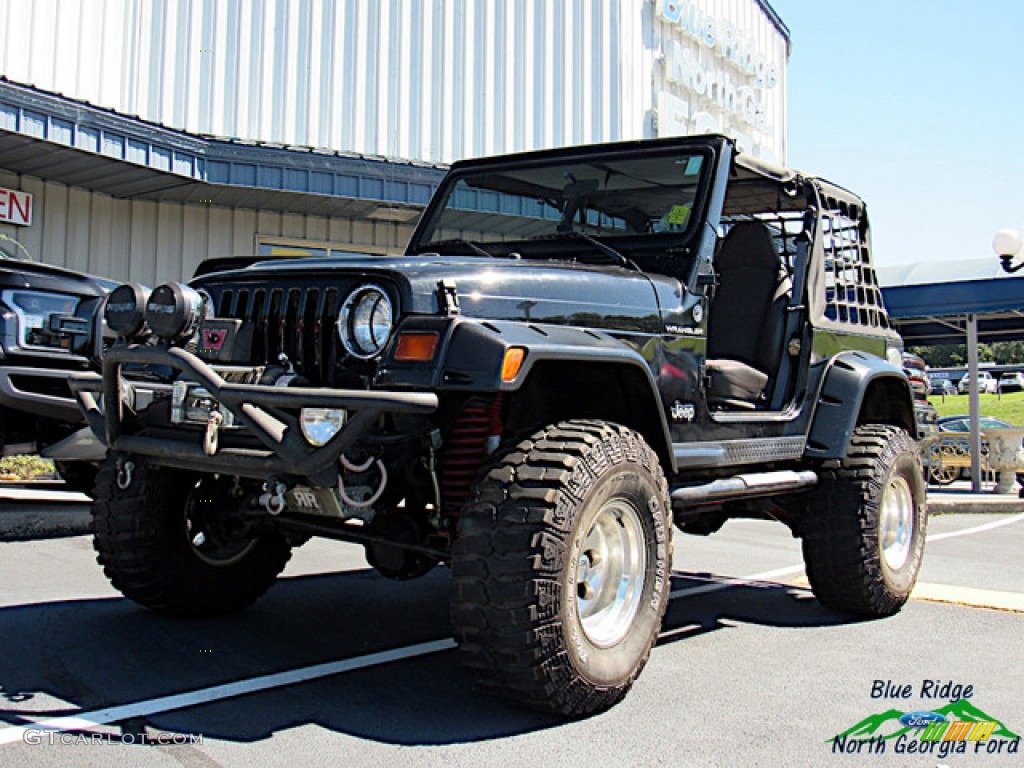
[992,228,1022,257]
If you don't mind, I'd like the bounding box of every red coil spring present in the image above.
[440,394,504,519]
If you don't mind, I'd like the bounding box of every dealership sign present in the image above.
[652,0,785,162]
[0,186,32,227]
[655,0,777,130]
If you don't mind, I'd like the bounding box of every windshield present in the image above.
[412,149,709,263]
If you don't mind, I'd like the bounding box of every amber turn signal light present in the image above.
[394,331,440,362]
[501,347,527,382]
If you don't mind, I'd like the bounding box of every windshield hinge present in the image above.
[437,279,460,316]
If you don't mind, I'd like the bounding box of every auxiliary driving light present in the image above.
[300,408,347,447]
[104,282,151,338]
[145,283,209,341]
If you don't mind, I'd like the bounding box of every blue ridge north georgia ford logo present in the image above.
[830,680,1020,760]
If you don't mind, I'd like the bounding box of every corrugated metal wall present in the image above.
[0,169,413,284]
[1,0,645,164]
[0,0,788,281]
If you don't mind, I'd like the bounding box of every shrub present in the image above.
[0,455,56,480]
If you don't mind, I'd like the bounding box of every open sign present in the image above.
[0,186,32,227]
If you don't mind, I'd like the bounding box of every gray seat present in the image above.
[705,221,791,409]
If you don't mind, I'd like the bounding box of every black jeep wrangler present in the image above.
[0,247,112,491]
[76,135,926,716]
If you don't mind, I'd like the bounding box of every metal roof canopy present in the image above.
[0,78,445,218]
[881,277,1024,346]
[879,260,1024,492]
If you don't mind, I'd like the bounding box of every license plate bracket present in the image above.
[285,486,344,517]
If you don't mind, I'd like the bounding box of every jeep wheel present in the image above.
[451,421,671,717]
[801,425,927,617]
[92,455,292,615]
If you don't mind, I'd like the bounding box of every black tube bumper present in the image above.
[71,344,438,485]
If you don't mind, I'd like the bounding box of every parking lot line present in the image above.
[1,512,1021,747]
[925,511,1024,542]
[668,513,1024,600]
[1,562,807,747]
[910,582,1024,613]
[668,565,805,598]
[0,638,456,746]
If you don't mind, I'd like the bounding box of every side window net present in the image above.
[820,197,889,329]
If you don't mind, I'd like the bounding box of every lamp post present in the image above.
[994,228,1023,273]
[992,228,1024,494]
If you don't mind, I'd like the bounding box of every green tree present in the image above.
[992,341,1024,364]
[910,344,964,367]
[911,341,1024,367]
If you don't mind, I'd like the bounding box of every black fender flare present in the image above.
[439,319,677,471]
[805,350,915,460]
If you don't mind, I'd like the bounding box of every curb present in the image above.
[0,485,93,540]
[927,492,1024,515]
[1,486,1019,541]
[0,503,93,540]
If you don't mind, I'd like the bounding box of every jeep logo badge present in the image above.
[670,401,696,423]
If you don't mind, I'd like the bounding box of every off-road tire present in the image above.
[801,425,926,617]
[92,454,292,616]
[451,420,672,717]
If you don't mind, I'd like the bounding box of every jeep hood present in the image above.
[192,254,668,333]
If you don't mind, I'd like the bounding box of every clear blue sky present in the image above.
[768,0,1024,268]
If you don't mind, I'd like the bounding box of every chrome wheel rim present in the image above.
[575,499,647,648]
[879,476,914,570]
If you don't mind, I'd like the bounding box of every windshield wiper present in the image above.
[546,231,634,269]
[418,238,493,258]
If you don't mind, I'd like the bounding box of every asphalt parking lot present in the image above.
[0,486,1022,767]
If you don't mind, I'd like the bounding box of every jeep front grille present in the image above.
[211,285,344,385]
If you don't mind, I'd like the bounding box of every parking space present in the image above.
[0,488,1022,767]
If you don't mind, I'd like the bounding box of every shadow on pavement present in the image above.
[0,566,860,747]
[660,572,868,646]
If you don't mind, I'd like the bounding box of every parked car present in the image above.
[937,415,1014,434]
[998,372,1024,393]
[902,352,930,401]
[913,400,938,440]
[901,353,937,438]
[929,378,956,396]
[0,247,114,492]
[957,371,997,394]
[924,415,1021,485]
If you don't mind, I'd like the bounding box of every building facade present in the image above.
[0,0,789,282]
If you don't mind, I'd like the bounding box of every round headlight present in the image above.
[104,282,151,337]
[146,283,208,341]
[338,285,393,358]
